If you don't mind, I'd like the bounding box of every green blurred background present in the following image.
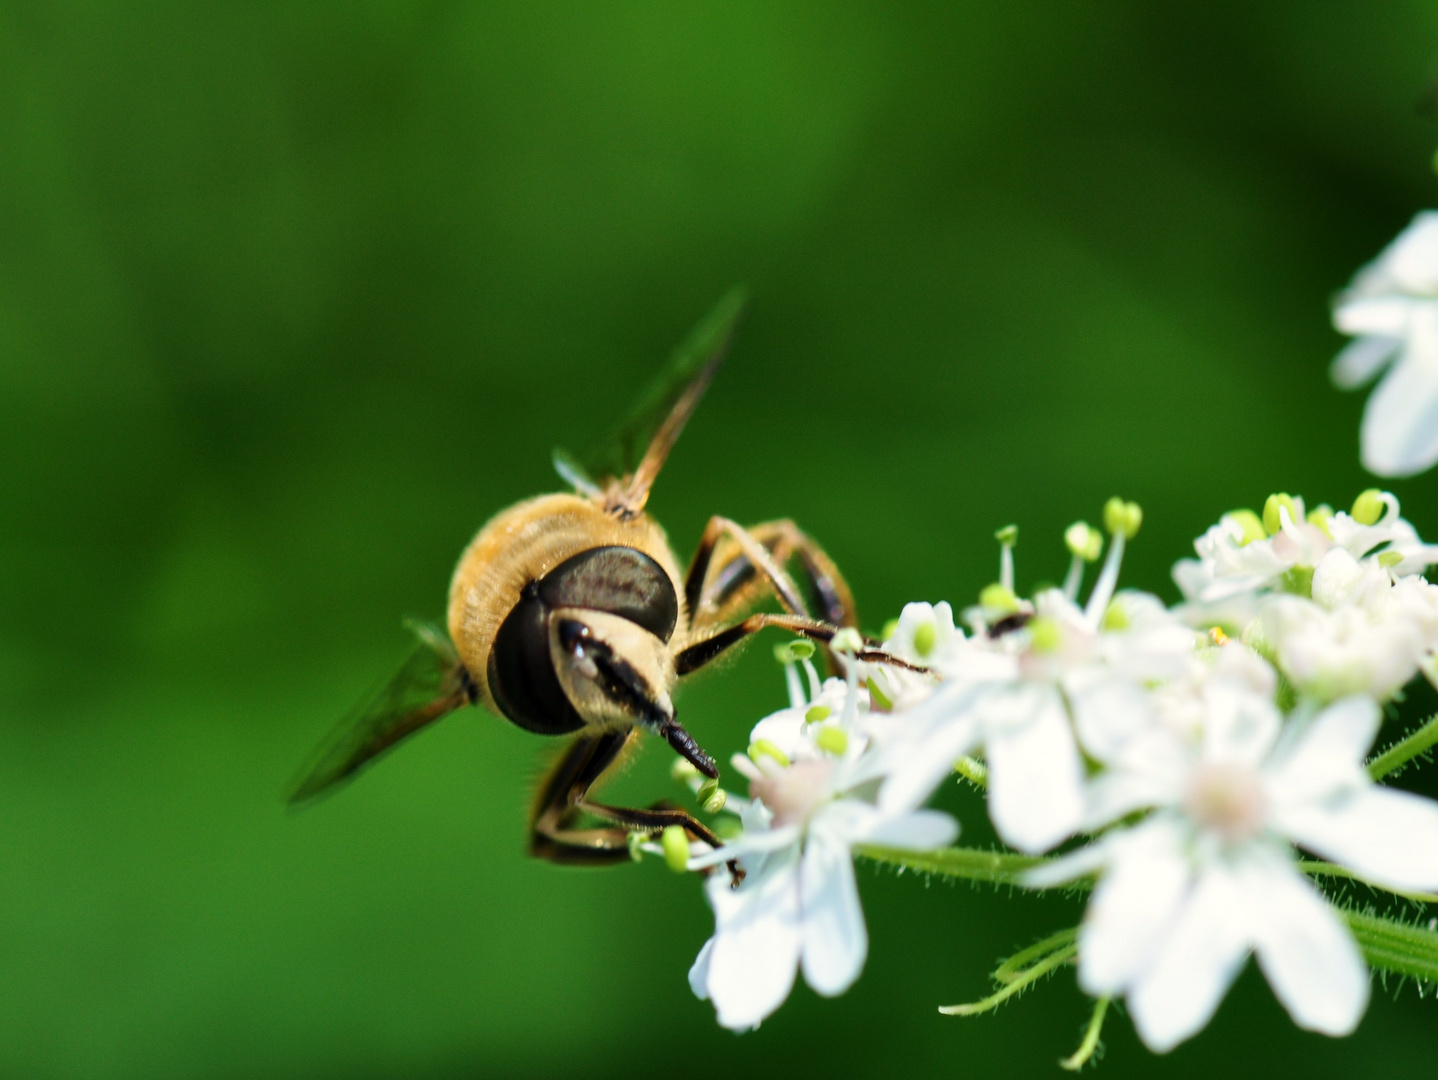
[4,2,1438,1076]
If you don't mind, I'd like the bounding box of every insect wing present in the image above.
[288,621,469,805]
[566,288,749,489]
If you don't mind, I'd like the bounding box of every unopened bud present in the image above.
[748,739,791,768]
[661,825,690,873]
[1306,504,1334,538]
[1224,509,1266,547]
[1064,521,1103,562]
[1028,616,1061,653]
[979,583,1020,614]
[1352,488,1386,526]
[1103,497,1143,539]
[912,620,937,657]
[1262,493,1303,536]
[815,726,849,756]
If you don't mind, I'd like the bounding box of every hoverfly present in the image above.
[289,291,918,881]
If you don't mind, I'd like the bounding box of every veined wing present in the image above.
[288,620,471,805]
[552,288,749,508]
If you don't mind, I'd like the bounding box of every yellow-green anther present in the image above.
[880,617,900,641]
[1262,493,1302,536]
[773,638,817,665]
[830,627,863,654]
[748,739,790,768]
[661,825,690,873]
[1307,504,1334,538]
[1379,550,1405,568]
[1101,601,1130,631]
[627,831,646,862]
[805,704,832,723]
[1029,616,1061,653]
[670,758,701,781]
[979,583,1020,614]
[1225,509,1266,546]
[1064,521,1103,562]
[1352,488,1386,526]
[913,620,937,657]
[1103,497,1142,539]
[816,726,849,755]
[995,524,1019,546]
[772,643,792,665]
[866,675,894,712]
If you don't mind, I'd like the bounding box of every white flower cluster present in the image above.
[661,495,1438,1057]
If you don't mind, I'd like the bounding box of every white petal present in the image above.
[1077,818,1193,995]
[688,937,715,1000]
[1277,786,1438,892]
[703,849,803,1030]
[1201,680,1281,768]
[1332,334,1401,389]
[858,807,959,851]
[1021,840,1108,889]
[876,692,982,815]
[986,691,1084,853]
[1360,310,1438,477]
[1127,860,1252,1053]
[1242,850,1369,1036]
[686,823,801,870]
[799,828,868,997]
[1334,296,1412,337]
[1070,677,1152,763]
[1382,211,1438,293]
[1263,695,1377,806]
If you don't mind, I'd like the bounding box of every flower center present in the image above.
[1183,761,1267,843]
[751,759,835,828]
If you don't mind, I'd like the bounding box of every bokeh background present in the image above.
[4,2,1438,1077]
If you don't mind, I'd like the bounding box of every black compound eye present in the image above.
[487,595,586,736]
[536,547,678,642]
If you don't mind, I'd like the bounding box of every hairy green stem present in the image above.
[1298,860,1438,904]
[1368,713,1438,779]
[995,927,1079,984]
[1060,996,1110,1071]
[939,942,1077,1016]
[856,844,1040,884]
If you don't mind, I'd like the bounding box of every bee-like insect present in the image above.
[289,292,917,879]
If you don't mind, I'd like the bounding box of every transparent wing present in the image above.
[552,288,749,498]
[288,620,470,805]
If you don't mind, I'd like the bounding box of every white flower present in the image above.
[1332,211,1438,477]
[687,673,957,1030]
[1033,685,1438,1051]
[866,601,955,711]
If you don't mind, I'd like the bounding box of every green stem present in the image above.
[1060,996,1110,1072]
[995,927,1079,984]
[1298,860,1438,904]
[1368,713,1438,780]
[938,943,1078,1016]
[1345,910,1438,982]
[953,755,988,789]
[856,844,1040,885]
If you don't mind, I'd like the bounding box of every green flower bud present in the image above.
[995,524,1019,546]
[1352,488,1386,526]
[1103,497,1143,539]
[1262,493,1303,536]
[661,825,690,873]
[912,620,937,657]
[1224,509,1266,546]
[1064,521,1103,562]
[815,726,849,756]
[748,739,790,768]
[1306,504,1334,538]
[805,704,832,723]
[1028,616,1061,653]
[979,583,1020,614]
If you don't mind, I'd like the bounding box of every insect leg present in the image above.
[683,516,810,626]
[529,728,743,883]
[674,613,927,676]
[695,518,858,632]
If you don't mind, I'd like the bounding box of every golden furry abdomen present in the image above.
[446,493,687,716]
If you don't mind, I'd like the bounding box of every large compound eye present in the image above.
[487,593,587,735]
[535,547,678,642]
